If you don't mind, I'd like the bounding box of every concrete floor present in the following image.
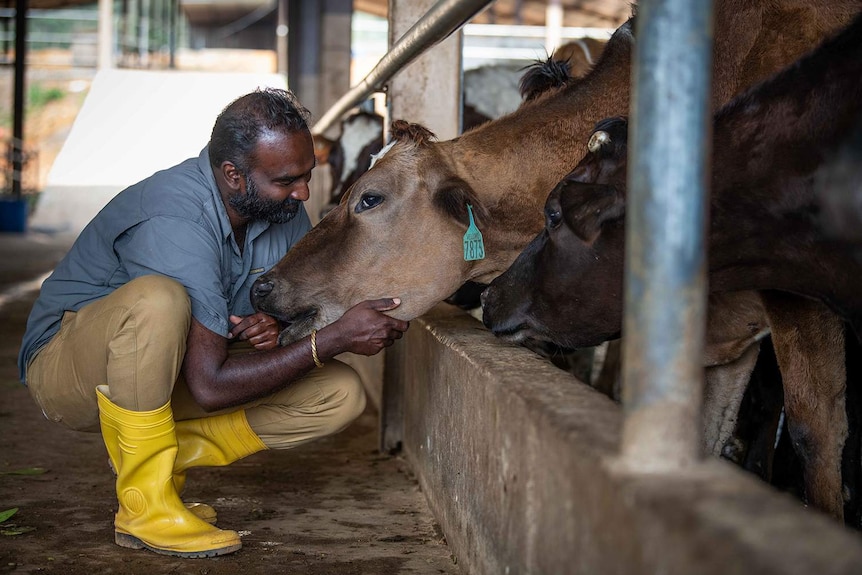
[0,231,459,575]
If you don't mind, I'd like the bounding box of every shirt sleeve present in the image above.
[113,216,230,335]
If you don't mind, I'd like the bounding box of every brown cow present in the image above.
[314,42,609,227]
[251,0,860,519]
[253,0,859,336]
[482,13,862,520]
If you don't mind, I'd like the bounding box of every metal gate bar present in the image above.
[620,0,715,470]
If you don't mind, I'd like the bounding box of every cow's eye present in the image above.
[355,193,384,213]
[545,206,562,229]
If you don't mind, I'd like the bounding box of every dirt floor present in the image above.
[0,233,459,575]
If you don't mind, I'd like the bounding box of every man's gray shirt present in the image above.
[18,147,311,383]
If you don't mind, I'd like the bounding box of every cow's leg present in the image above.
[702,342,761,457]
[762,291,847,521]
[701,291,770,458]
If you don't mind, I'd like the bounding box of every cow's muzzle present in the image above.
[251,277,275,306]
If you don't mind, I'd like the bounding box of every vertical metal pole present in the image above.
[12,0,25,200]
[320,0,352,116]
[138,0,149,66]
[3,6,11,59]
[276,0,288,77]
[620,0,714,470]
[168,0,176,69]
[545,0,562,57]
[148,0,156,57]
[98,0,114,70]
[160,0,167,60]
[120,0,129,64]
[287,0,322,116]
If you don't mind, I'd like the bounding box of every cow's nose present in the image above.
[253,279,274,299]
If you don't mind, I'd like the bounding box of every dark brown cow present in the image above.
[815,114,862,255]
[482,13,862,520]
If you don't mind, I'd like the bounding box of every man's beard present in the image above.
[230,174,301,224]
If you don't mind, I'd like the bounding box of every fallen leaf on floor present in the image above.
[0,467,47,476]
[2,525,37,536]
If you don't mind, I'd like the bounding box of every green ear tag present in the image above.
[463,204,485,261]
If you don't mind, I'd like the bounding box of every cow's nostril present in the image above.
[253,280,274,298]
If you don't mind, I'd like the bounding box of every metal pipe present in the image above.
[168,0,176,69]
[97,0,113,69]
[619,0,714,470]
[311,0,492,135]
[12,0,26,200]
[544,0,562,56]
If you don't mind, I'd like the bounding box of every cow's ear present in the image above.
[433,176,489,226]
[562,183,625,243]
[519,56,572,102]
[390,120,437,146]
[589,116,628,159]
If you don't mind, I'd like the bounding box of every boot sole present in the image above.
[115,532,242,558]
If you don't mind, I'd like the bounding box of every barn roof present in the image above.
[24,0,632,38]
[354,0,633,29]
[27,0,632,27]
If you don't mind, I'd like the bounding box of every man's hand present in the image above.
[319,298,410,357]
[183,301,408,412]
[229,312,281,350]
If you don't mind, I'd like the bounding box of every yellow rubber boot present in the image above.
[172,410,268,524]
[103,430,216,525]
[96,387,242,558]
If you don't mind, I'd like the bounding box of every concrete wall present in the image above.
[384,304,862,574]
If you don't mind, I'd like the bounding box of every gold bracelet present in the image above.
[310,329,324,368]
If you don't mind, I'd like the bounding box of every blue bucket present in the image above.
[0,198,28,233]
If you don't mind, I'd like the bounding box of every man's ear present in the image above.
[222,161,242,190]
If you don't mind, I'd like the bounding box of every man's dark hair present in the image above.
[209,87,312,174]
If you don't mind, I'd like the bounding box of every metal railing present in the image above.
[1,138,40,196]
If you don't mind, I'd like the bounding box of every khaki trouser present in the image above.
[26,275,366,449]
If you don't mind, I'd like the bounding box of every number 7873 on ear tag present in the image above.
[463,204,485,261]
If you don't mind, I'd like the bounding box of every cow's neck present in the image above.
[708,10,862,316]
[447,38,634,284]
[448,0,859,285]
